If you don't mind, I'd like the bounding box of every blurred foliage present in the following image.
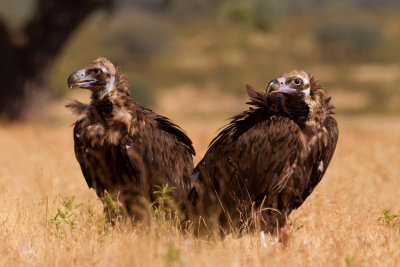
[221,0,272,31]
[2,0,400,114]
[0,0,34,28]
[129,81,156,107]
[101,12,173,64]
[315,19,384,62]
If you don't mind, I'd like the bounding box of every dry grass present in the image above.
[1,98,400,266]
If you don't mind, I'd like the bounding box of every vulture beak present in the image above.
[67,69,96,89]
[267,77,296,94]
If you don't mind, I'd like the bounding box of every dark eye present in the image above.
[293,78,302,86]
[90,68,102,75]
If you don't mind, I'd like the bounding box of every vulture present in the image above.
[188,70,338,235]
[66,57,195,223]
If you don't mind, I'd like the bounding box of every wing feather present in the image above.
[197,116,304,206]
[73,119,106,195]
[302,116,338,200]
[119,114,194,201]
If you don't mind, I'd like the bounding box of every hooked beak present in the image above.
[267,77,296,94]
[67,69,96,89]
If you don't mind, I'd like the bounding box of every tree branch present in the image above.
[22,0,113,72]
[0,16,9,46]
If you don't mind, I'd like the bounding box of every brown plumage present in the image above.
[66,58,195,223]
[188,70,338,235]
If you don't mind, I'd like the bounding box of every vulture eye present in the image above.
[90,68,102,75]
[293,78,302,86]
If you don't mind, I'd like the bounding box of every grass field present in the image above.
[0,94,400,266]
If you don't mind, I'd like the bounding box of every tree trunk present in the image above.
[0,0,112,119]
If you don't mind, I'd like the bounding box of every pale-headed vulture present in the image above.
[188,70,338,235]
[66,58,195,223]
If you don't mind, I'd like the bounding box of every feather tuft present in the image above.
[65,100,89,118]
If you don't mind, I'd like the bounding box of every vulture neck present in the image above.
[304,90,329,128]
[302,79,330,130]
[268,93,310,128]
[301,89,331,154]
[91,72,130,101]
[90,72,134,129]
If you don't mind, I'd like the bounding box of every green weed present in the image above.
[290,217,304,232]
[378,209,399,227]
[101,190,121,225]
[345,256,355,266]
[152,184,176,227]
[49,196,109,239]
[165,243,184,267]
[49,196,81,238]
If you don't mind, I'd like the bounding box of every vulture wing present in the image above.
[73,119,107,196]
[302,116,338,201]
[71,101,195,203]
[196,115,306,209]
[119,113,195,201]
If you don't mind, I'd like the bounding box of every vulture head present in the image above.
[264,70,331,125]
[267,70,312,99]
[67,57,116,96]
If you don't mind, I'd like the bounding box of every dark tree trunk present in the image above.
[0,0,112,119]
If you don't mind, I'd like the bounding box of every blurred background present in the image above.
[0,0,399,121]
[1,3,400,264]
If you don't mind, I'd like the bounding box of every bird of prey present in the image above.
[188,70,338,235]
[66,57,195,223]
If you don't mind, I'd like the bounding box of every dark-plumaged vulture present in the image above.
[66,57,195,223]
[188,70,338,235]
